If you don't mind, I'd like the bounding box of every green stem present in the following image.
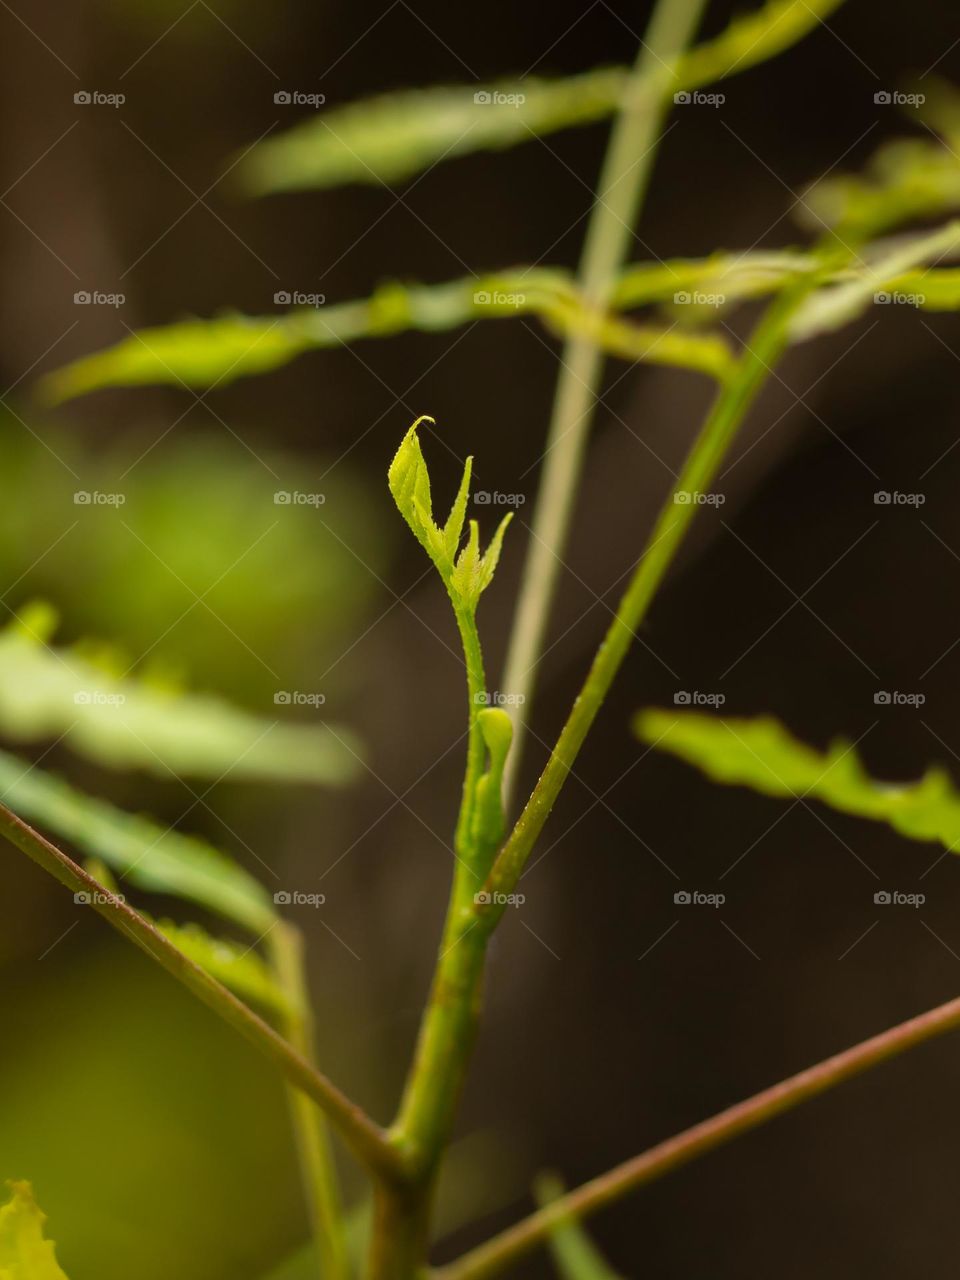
[486,277,817,910]
[0,801,401,1182]
[499,0,710,808]
[437,986,960,1279]
[269,921,350,1280]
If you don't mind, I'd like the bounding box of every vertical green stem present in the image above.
[499,0,711,807]
[487,277,819,905]
[270,921,350,1280]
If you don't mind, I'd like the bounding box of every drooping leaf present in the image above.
[0,1182,70,1280]
[153,919,290,1015]
[0,605,361,786]
[237,0,843,195]
[388,417,511,614]
[636,709,960,853]
[534,1174,624,1280]
[0,745,275,932]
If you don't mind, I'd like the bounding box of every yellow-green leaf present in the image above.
[239,69,627,193]
[0,605,361,786]
[0,1182,69,1280]
[0,746,275,933]
[636,709,960,852]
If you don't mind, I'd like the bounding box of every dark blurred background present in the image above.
[2,0,960,1275]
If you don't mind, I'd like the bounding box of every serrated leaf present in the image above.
[154,919,290,1015]
[636,709,960,852]
[39,268,736,404]
[0,1182,69,1280]
[389,419,510,615]
[0,746,275,933]
[239,69,628,193]
[0,606,361,786]
[534,1174,623,1280]
[236,0,842,195]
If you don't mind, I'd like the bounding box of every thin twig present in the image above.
[438,986,960,1278]
[0,801,402,1183]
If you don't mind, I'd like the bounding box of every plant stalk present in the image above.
[485,277,818,909]
[438,985,960,1278]
[0,801,402,1183]
[499,0,710,808]
[270,920,350,1280]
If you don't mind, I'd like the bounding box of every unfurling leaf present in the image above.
[0,745,275,933]
[0,605,361,786]
[0,1182,70,1280]
[636,709,960,854]
[388,418,511,614]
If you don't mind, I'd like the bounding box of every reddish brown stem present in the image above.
[439,991,960,1278]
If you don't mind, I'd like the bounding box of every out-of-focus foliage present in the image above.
[636,710,960,855]
[0,747,274,932]
[790,221,960,341]
[800,83,960,240]
[235,0,843,194]
[39,269,734,403]
[0,421,387,699]
[239,69,627,194]
[0,603,361,785]
[0,950,304,1280]
[0,1182,69,1280]
[535,1174,623,1280]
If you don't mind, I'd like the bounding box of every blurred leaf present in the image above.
[801,138,960,239]
[0,745,274,932]
[636,709,960,853]
[0,603,361,785]
[678,0,845,93]
[388,416,511,615]
[40,265,740,402]
[534,1174,623,1280]
[153,919,289,1015]
[0,1181,70,1280]
[790,220,960,340]
[237,0,843,195]
[239,69,626,194]
[612,250,817,311]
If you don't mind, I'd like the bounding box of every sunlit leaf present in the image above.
[39,267,738,402]
[0,1182,69,1280]
[636,709,960,852]
[0,605,361,786]
[388,417,511,615]
[0,746,275,933]
[535,1174,623,1280]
